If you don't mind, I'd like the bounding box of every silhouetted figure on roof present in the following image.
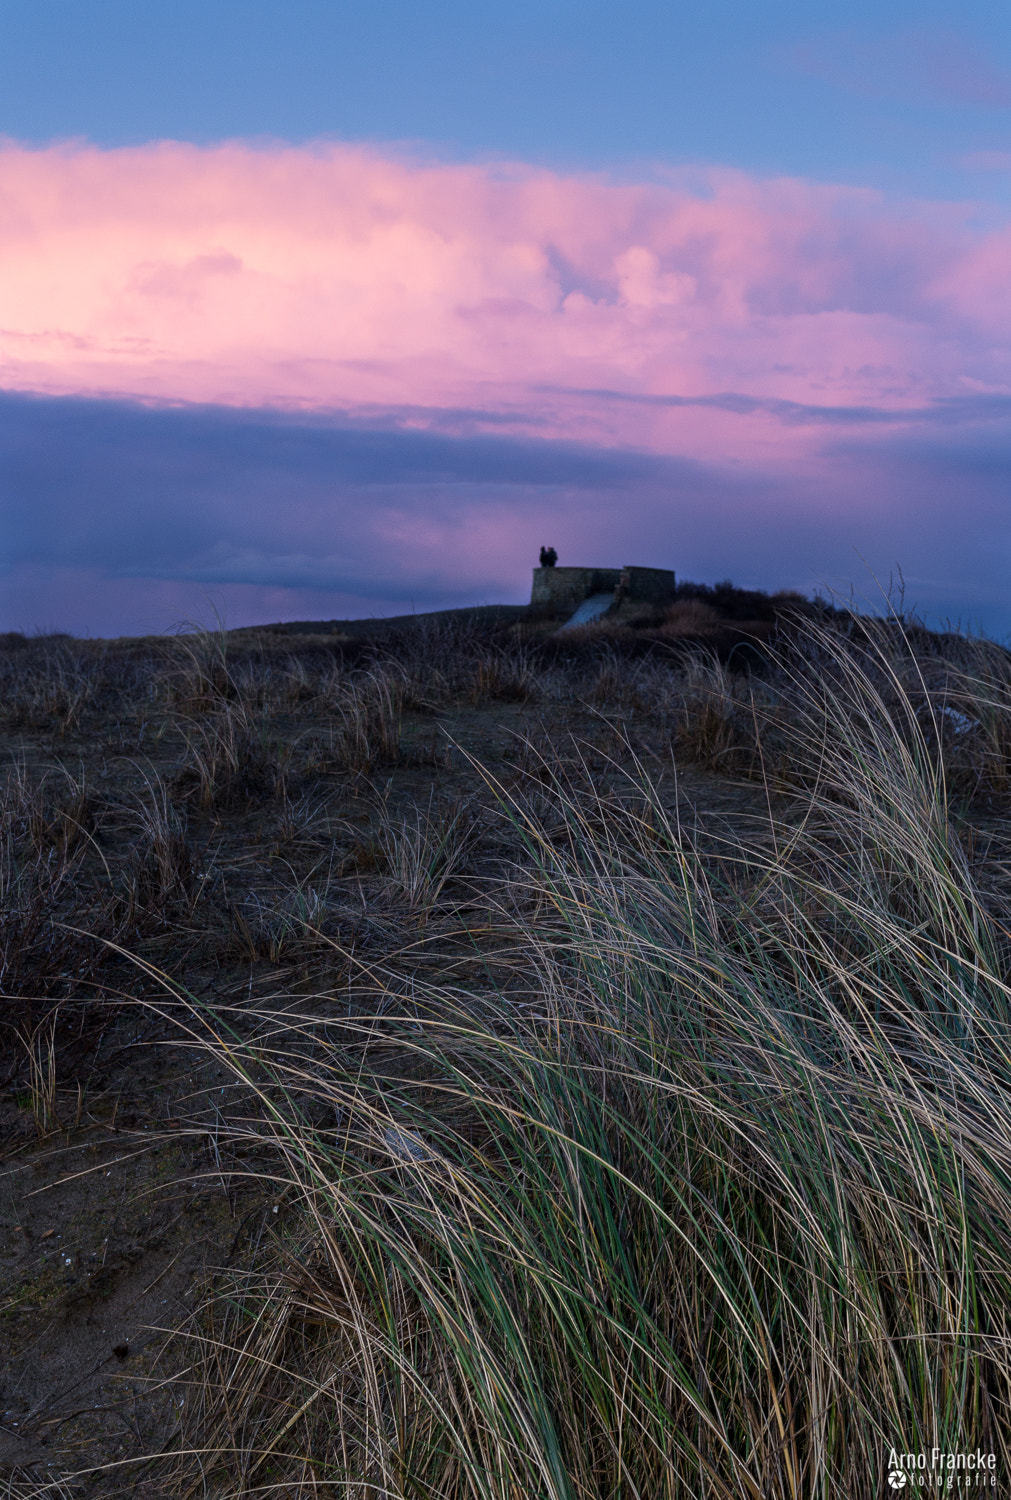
[539,546,558,568]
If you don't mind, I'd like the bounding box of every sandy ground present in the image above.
[0,634,778,1493]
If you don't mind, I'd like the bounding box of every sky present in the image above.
[2,1,1011,636]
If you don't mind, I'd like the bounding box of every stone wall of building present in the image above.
[530,567,623,611]
[615,567,677,606]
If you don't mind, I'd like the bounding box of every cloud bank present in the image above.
[1,140,1010,634]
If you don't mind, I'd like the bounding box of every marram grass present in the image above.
[156,617,1011,1498]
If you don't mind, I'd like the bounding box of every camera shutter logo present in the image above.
[887,1471,907,1490]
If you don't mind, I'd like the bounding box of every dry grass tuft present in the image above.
[137,614,1011,1499]
[10,605,1011,1496]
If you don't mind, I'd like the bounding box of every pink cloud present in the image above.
[786,30,1011,109]
[1,138,1009,471]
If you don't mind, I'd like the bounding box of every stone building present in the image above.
[531,565,676,623]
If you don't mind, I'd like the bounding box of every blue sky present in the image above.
[4,0,1011,194]
[2,1,1011,636]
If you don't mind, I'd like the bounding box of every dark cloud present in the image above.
[2,389,1011,639]
[0,388,672,493]
[538,385,1011,429]
[0,389,687,590]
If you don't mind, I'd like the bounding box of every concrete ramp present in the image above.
[558,592,615,630]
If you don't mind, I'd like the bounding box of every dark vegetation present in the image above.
[3,583,1011,1496]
